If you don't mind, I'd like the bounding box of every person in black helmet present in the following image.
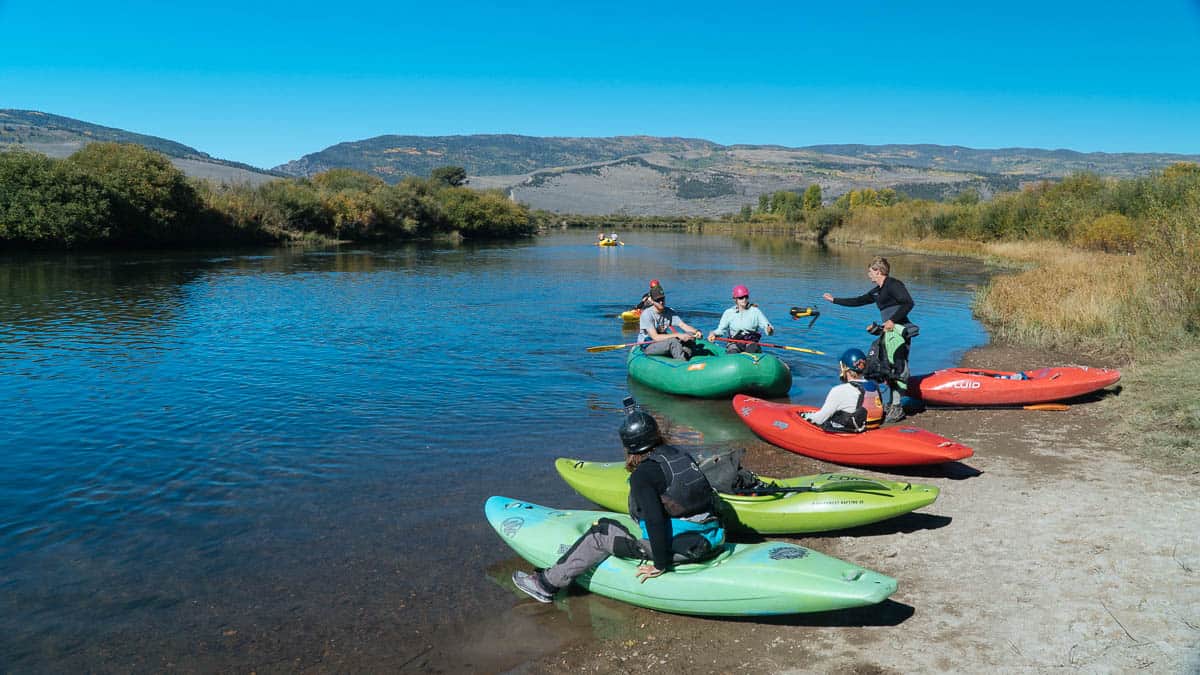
[512,399,726,603]
[800,348,877,433]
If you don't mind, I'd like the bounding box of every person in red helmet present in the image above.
[634,279,663,311]
[707,284,774,353]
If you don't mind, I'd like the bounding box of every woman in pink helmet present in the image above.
[707,284,774,353]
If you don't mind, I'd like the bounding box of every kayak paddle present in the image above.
[729,476,892,496]
[789,306,821,328]
[586,341,643,353]
[712,336,825,356]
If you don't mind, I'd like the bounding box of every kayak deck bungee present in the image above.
[627,339,792,398]
[486,496,897,616]
[913,366,1121,406]
[555,457,939,534]
[732,394,974,467]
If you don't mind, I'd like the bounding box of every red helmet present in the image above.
[649,279,659,288]
[732,284,749,298]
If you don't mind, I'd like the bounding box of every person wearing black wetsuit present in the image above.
[822,256,914,423]
[512,402,725,603]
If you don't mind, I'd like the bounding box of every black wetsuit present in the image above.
[832,276,914,324]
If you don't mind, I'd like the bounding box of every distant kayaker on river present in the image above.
[638,282,704,360]
[708,284,774,353]
[821,256,915,423]
[512,399,725,603]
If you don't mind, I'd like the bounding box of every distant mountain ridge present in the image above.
[273,134,720,178]
[7,110,1200,216]
[277,133,1200,215]
[0,109,280,185]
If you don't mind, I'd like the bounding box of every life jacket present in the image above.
[824,381,869,433]
[864,323,918,385]
[628,445,716,521]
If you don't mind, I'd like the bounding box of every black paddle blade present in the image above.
[790,306,820,328]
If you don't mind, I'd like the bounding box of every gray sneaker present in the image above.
[512,571,554,603]
[884,405,906,424]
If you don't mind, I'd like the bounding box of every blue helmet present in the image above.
[839,348,867,374]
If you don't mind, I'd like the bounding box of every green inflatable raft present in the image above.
[555,457,939,534]
[486,496,897,616]
[626,339,792,398]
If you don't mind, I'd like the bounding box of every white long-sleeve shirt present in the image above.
[805,381,867,425]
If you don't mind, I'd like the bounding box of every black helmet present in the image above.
[619,410,662,454]
[839,348,867,374]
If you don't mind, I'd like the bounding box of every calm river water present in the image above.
[0,230,991,671]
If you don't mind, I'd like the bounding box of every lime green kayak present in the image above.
[486,496,897,616]
[626,339,792,398]
[555,458,939,534]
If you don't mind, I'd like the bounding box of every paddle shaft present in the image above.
[586,330,700,353]
[712,336,824,356]
[728,482,890,496]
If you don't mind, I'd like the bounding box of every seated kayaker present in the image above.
[638,282,703,360]
[801,348,876,433]
[708,284,774,354]
[634,278,661,311]
[512,398,726,603]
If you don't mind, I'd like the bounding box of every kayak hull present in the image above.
[555,458,939,534]
[627,340,792,398]
[913,366,1121,406]
[486,496,897,616]
[732,394,974,466]
[619,309,642,324]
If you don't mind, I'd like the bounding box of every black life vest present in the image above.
[825,381,868,433]
[628,445,716,520]
[864,324,918,383]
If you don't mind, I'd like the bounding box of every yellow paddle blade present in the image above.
[781,345,825,355]
[1023,403,1070,411]
[586,343,636,353]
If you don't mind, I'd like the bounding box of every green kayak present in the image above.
[555,457,939,534]
[626,339,792,398]
[486,496,897,616]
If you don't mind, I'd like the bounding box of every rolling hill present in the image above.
[0,110,280,185]
[276,134,1200,216]
[7,110,1198,216]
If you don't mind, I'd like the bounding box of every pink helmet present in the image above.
[732,284,749,298]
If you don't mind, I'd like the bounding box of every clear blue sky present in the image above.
[3,0,1199,168]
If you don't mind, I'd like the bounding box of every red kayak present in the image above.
[732,394,974,467]
[913,366,1121,406]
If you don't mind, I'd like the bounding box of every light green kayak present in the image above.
[555,457,939,534]
[486,496,897,616]
[626,339,792,398]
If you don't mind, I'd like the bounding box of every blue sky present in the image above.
[3,1,1199,168]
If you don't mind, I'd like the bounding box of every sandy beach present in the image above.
[411,342,1200,674]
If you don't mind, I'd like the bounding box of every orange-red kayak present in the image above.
[732,394,974,467]
[913,366,1120,406]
